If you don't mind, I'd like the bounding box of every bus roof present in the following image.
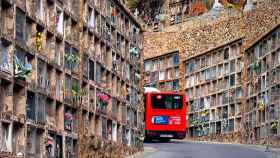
[144,91,185,96]
[144,87,160,93]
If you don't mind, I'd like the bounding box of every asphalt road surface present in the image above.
[142,140,276,158]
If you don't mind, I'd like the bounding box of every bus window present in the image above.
[151,94,183,109]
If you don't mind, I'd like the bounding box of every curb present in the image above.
[184,140,280,155]
[126,147,157,158]
[126,151,144,158]
[128,140,280,158]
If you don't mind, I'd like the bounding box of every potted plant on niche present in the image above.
[71,83,87,104]
[271,122,277,130]
[14,55,32,78]
[65,53,80,70]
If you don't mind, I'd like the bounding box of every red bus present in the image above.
[144,92,187,141]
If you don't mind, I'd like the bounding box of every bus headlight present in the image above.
[151,117,155,124]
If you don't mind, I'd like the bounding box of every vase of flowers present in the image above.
[97,92,109,108]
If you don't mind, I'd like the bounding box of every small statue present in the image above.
[244,0,254,12]
[134,8,139,18]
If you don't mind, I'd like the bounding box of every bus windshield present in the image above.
[151,94,183,109]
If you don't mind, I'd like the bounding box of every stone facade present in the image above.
[144,51,180,91]
[0,0,143,157]
[244,24,280,146]
[143,0,280,145]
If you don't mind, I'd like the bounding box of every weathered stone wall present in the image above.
[186,132,243,143]
[0,0,144,157]
[79,135,142,158]
[143,0,280,60]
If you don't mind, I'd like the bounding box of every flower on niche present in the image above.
[36,32,43,51]
[271,122,277,130]
[97,92,109,103]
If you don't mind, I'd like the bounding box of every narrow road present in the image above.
[142,140,276,158]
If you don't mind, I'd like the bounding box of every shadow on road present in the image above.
[144,139,185,144]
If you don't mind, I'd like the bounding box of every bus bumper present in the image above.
[145,130,186,139]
